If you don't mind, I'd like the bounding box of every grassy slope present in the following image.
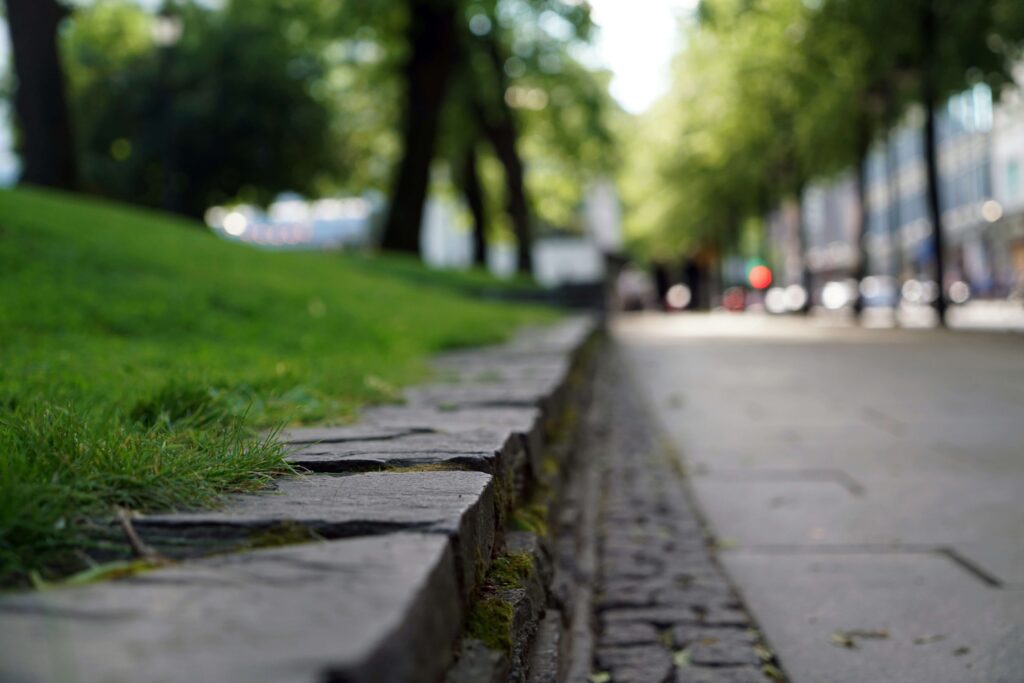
[0,188,554,582]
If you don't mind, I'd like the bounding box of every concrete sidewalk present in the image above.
[614,313,1024,683]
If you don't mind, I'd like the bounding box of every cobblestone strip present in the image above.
[588,351,783,683]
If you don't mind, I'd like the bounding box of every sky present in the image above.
[585,0,699,114]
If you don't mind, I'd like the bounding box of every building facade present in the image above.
[795,76,1024,305]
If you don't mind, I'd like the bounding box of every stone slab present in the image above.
[137,471,495,598]
[360,405,542,434]
[0,534,461,683]
[525,610,564,683]
[501,317,597,355]
[445,639,509,683]
[402,380,559,411]
[432,354,570,386]
[285,406,546,481]
[720,550,1024,683]
[284,429,524,476]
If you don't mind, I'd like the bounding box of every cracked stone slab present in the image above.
[367,405,550,479]
[136,471,495,598]
[277,424,434,445]
[0,534,461,683]
[286,406,546,480]
[284,429,525,476]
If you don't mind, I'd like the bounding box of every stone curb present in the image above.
[0,315,600,683]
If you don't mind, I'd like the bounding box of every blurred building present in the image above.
[802,170,859,304]
[794,74,1024,307]
[990,65,1024,296]
[206,194,379,250]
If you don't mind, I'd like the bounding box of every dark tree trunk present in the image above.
[477,36,533,275]
[480,111,532,275]
[922,99,947,325]
[456,143,488,267]
[851,118,871,319]
[921,3,947,326]
[380,0,458,255]
[5,0,76,189]
[794,187,813,314]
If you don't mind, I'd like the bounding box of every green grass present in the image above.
[0,187,555,585]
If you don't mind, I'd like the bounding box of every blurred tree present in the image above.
[63,0,347,218]
[455,141,489,266]
[629,0,1024,321]
[910,0,1024,325]
[379,0,459,255]
[385,0,611,275]
[4,0,77,189]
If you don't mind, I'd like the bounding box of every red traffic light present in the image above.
[748,265,772,290]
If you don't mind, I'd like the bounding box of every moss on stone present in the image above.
[466,596,515,652]
[383,462,468,473]
[489,552,534,589]
[247,521,320,549]
[511,501,549,537]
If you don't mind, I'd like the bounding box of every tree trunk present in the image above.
[794,187,813,314]
[477,36,533,275]
[480,112,532,275]
[456,143,488,267]
[380,0,458,255]
[4,0,77,189]
[851,118,871,319]
[921,2,947,326]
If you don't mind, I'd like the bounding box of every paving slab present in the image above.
[402,380,562,412]
[0,534,461,683]
[501,316,596,354]
[432,352,570,385]
[137,471,495,598]
[721,550,1024,683]
[283,428,524,475]
[614,313,1024,683]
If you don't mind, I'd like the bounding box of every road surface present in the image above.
[613,313,1024,683]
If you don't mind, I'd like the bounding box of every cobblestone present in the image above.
[596,645,674,683]
[588,352,779,683]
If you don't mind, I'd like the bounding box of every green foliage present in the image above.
[62,0,351,217]
[439,0,618,234]
[623,0,1024,262]
[0,187,555,583]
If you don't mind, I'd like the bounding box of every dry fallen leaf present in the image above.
[831,629,889,649]
[830,632,856,649]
